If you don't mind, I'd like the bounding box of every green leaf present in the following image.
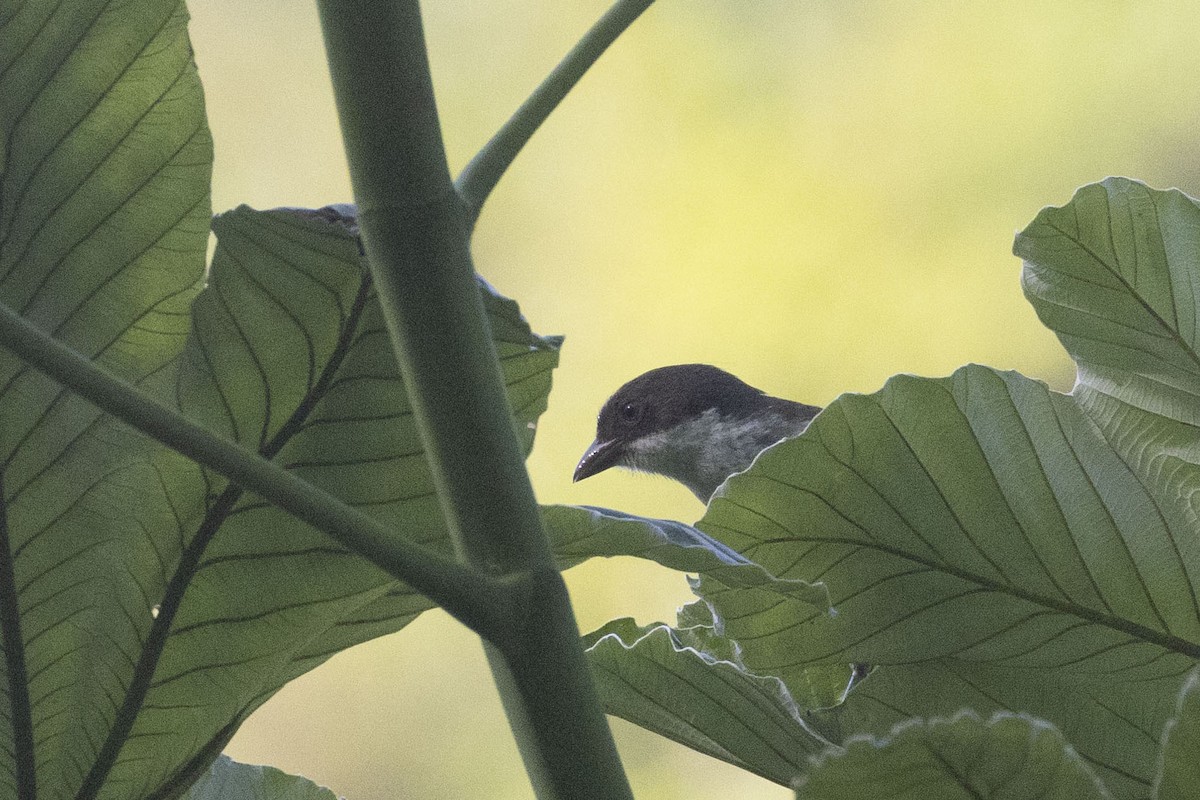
[1016,177,1200,417]
[544,505,851,778]
[1016,178,1200,551]
[1154,669,1200,800]
[794,712,1110,800]
[543,505,828,610]
[544,504,850,746]
[0,3,211,799]
[71,204,562,798]
[584,618,832,786]
[665,601,858,717]
[815,661,1177,798]
[180,755,341,800]
[696,364,1199,796]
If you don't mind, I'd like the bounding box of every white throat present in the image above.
[622,409,808,501]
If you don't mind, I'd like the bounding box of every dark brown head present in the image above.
[574,364,818,500]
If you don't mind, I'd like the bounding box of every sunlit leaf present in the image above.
[77,205,562,798]
[0,3,211,798]
[795,712,1110,800]
[1016,178,1200,419]
[1016,177,1200,543]
[181,755,341,800]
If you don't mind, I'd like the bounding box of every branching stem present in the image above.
[0,300,514,638]
[456,0,656,230]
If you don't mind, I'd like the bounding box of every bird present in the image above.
[573,364,821,502]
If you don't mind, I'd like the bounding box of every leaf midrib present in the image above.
[749,525,1200,663]
[0,473,37,800]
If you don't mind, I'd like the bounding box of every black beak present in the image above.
[573,438,623,483]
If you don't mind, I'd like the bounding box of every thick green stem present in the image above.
[0,300,512,637]
[316,3,632,798]
[456,0,656,230]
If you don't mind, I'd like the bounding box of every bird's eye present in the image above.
[618,401,643,425]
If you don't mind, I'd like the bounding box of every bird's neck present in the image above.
[624,408,811,501]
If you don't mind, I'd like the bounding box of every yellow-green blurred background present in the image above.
[189,2,1200,797]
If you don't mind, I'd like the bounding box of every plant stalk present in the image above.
[316,2,632,798]
[456,0,656,230]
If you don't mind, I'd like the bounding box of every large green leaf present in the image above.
[1016,178,1200,539]
[584,618,832,786]
[1016,178,1200,420]
[813,660,1178,798]
[695,365,1199,796]
[71,205,563,800]
[181,756,341,800]
[0,3,211,799]
[794,712,1109,800]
